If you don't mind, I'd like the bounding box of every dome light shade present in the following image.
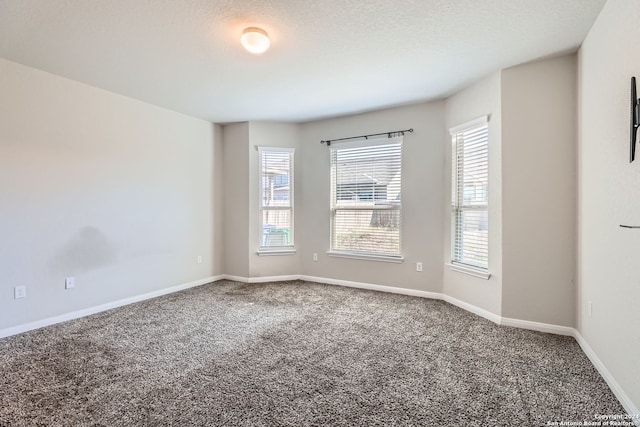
[241,27,270,54]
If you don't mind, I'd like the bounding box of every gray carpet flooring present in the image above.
[0,280,626,426]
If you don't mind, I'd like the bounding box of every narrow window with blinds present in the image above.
[330,136,403,258]
[259,147,294,251]
[451,118,489,271]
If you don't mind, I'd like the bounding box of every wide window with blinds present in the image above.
[451,117,489,270]
[330,136,403,258]
[259,147,294,250]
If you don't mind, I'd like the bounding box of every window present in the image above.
[259,147,294,251]
[330,136,403,258]
[451,117,489,270]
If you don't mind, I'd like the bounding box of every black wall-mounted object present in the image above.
[630,77,640,162]
[620,79,640,227]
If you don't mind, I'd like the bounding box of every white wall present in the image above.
[501,55,577,326]
[299,102,446,292]
[212,124,225,274]
[578,0,640,409]
[0,58,221,330]
[221,122,250,278]
[444,73,503,315]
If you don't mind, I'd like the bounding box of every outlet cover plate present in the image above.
[14,286,26,299]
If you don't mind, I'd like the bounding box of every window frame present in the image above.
[257,146,295,254]
[328,136,404,261]
[449,116,490,275]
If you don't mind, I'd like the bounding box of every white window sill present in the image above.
[257,249,296,256]
[327,251,404,263]
[446,263,491,280]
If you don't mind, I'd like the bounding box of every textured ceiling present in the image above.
[0,0,606,123]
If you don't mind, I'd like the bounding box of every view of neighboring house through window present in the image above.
[329,136,403,258]
[451,117,489,270]
[259,147,294,250]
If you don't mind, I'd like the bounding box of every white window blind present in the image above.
[259,147,294,249]
[330,136,402,257]
[451,118,489,270]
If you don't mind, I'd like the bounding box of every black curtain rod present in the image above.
[320,128,413,146]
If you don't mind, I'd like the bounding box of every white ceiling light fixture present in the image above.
[241,27,270,54]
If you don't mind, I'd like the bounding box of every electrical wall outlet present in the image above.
[416,262,423,272]
[588,301,593,317]
[197,255,202,264]
[313,253,318,262]
[14,286,26,299]
[65,277,75,289]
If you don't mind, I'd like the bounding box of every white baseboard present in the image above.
[222,274,301,283]
[573,331,640,422]
[221,274,251,283]
[249,275,300,283]
[300,275,443,300]
[220,274,443,299]
[500,316,575,336]
[220,274,443,300]
[442,294,502,325]
[221,274,300,283]
[0,275,222,339]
